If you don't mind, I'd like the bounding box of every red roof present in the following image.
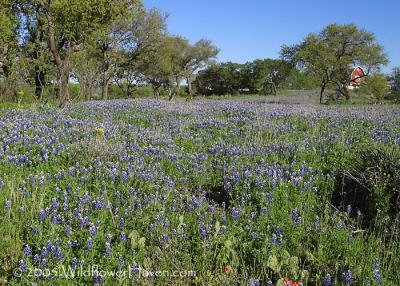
[350,66,365,86]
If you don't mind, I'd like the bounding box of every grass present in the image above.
[0,98,399,285]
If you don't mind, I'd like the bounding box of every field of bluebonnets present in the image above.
[0,98,400,286]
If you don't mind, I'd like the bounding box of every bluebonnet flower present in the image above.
[0,180,4,189]
[19,260,27,271]
[347,205,352,214]
[33,254,40,264]
[41,258,48,269]
[131,263,140,275]
[121,232,126,241]
[65,225,72,236]
[105,242,111,256]
[374,259,381,270]
[231,207,241,221]
[271,234,277,245]
[89,226,97,236]
[23,245,32,257]
[248,279,260,286]
[119,255,125,265]
[71,257,78,267]
[373,269,382,285]
[93,271,105,284]
[39,209,46,221]
[342,270,352,284]
[250,232,257,239]
[292,208,302,224]
[5,200,11,209]
[87,238,93,250]
[324,274,332,286]
[34,268,42,277]
[314,216,320,229]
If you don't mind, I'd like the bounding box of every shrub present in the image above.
[332,144,400,229]
[357,73,389,101]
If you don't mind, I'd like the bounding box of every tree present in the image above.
[162,36,190,100]
[19,0,140,105]
[94,7,166,100]
[281,24,388,103]
[248,59,292,94]
[195,62,245,96]
[71,46,101,101]
[283,69,320,90]
[135,36,178,99]
[16,1,55,100]
[181,39,219,98]
[0,0,19,100]
[389,67,400,95]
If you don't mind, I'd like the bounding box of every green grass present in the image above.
[0,98,399,285]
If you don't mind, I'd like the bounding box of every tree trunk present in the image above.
[34,69,45,100]
[186,76,193,99]
[46,12,74,106]
[271,82,277,95]
[168,87,175,101]
[343,84,350,100]
[320,83,326,104]
[126,84,135,98]
[85,82,93,101]
[153,85,160,99]
[335,81,350,100]
[59,68,70,106]
[102,77,111,100]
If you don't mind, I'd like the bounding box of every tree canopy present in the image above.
[281,24,388,103]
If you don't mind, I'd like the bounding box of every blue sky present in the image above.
[143,0,399,73]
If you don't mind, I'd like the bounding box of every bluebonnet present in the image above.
[342,270,352,284]
[34,268,42,278]
[292,208,302,224]
[373,269,382,285]
[23,245,32,257]
[105,242,111,256]
[19,260,27,271]
[248,279,260,286]
[231,207,241,221]
[250,231,257,239]
[324,274,332,286]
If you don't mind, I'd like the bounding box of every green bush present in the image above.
[357,73,389,101]
[333,144,400,229]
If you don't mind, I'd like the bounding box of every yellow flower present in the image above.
[94,127,105,136]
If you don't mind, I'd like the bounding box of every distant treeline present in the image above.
[194,60,320,96]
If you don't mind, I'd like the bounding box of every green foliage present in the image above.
[283,69,320,90]
[195,59,294,96]
[388,67,400,102]
[281,24,388,103]
[333,144,400,229]
[357,73,389,100]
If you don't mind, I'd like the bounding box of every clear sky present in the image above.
[143,0,399,73]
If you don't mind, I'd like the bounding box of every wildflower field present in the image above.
[0,99,399,286]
